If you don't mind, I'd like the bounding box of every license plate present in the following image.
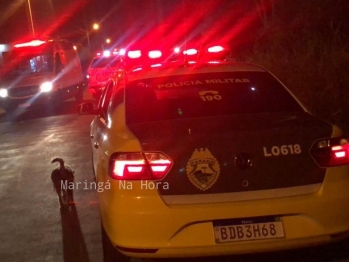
[213,216,285,243]
[18,102,31,108]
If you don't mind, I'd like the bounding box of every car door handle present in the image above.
[94,142,99,149]
[90,134,94,139]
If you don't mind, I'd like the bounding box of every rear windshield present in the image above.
[125,72,304,124]
[90,56,121,68]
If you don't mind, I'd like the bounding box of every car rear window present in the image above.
[125,71,304,124]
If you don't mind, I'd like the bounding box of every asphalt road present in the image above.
[0,97,349,262]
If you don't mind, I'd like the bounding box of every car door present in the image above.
[91,83,107,172]
[92,81,114,180]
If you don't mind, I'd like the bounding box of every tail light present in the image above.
[310,137,349,167]
[109,152,173,180]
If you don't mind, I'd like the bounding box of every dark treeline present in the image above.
[242,0,349,127]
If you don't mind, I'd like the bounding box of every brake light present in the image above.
[14,40,46,48]
[310,138,349,167]
[109,152,173,180]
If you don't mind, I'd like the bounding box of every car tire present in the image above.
[101,223,132,262]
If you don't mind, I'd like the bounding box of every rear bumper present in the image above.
[99,165,349,258]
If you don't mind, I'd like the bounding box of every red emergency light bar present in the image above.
[124,44,229,69]
[148,50,162,59]
[14,40,46,48]
[183,48,198,56]
[95,49,124,57]
[127,50,164,59]
[208,45,225,53]
[128,50,142,59]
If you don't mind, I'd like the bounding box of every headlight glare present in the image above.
[40,82,53,92]
[0,88,8,98]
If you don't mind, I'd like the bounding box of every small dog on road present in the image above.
[51,157,75,208]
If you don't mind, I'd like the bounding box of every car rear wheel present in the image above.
[101,223,132,262]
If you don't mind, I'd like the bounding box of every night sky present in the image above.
[0,0,249,48]
[0,0,348,54]
[0,0,96,43]
[0,0,163,42]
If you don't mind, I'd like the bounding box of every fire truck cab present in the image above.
[0,39,84,111]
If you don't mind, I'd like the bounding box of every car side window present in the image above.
[108,76,125,115]
[99,81,114,121]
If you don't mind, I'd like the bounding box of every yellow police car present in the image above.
[79,46,349,262]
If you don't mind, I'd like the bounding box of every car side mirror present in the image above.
[77,102,97,115]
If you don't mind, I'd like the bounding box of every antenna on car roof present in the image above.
[181,0,187,50]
